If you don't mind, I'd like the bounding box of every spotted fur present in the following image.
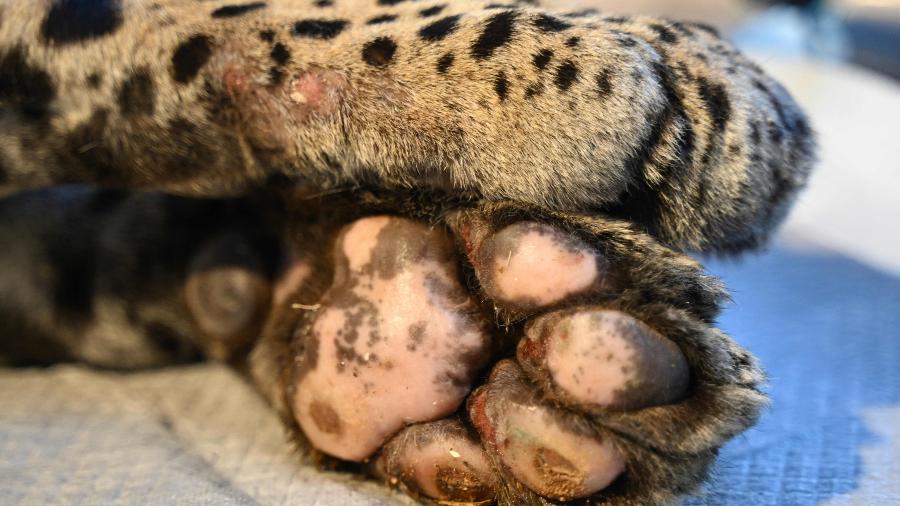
[0,0,814,253]
[0,1,811,504]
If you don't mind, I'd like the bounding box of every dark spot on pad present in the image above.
[434,465,494,502]
[171,34,213,84]
[407,322,427,351]
[533,447,584,496]
[593,312,690,410]
[553,60,578,91]
[471,10,517,60]
[41,0,123,45]
[532,48,553,70]
[367,14,397,25]
[270,42,291,65]
[419,4,446,17]
[211,2,267,18]
[533,13,572,32]
[292,19,348,39]
[436,53,454,74]
[494,71,509,101]
[418,14,461,42]
[0,46,56,119]
[309,400,343,434]
[366,219,452,280]
[118,69,156,116]
[362,37,397,67]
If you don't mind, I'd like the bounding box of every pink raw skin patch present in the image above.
[221,60,346,115]
[283,68,347,117]
[293,217,490,462]
[211,44,348,146]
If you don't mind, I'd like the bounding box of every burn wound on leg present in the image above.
[283,68,346,115]
[209,42,348,152]
[293,217,490,462]
[221,60,346,118]
[469,361,624,500]
[476,222,607,312]
[519,309,690,411]
[375,419,496,502]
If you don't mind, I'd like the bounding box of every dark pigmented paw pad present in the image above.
[374,419,496,503]
[469,360,625,500]
[519,308,690,411]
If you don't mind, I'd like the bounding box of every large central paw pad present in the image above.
[282,206,766,505]
[293,217,490,462]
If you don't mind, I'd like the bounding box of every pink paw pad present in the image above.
[519,309,690,411]
[293,217,490,462]
[470,361,625,500]
[475,222,608,311]
[375,420,496,502]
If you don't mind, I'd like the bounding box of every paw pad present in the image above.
[272,209,764,504]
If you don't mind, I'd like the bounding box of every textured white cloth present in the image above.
[0,364,412,506]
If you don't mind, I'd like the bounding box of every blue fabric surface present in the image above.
[688,248,900,505]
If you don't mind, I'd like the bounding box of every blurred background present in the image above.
[636,2,900,505]
[1,1,898,505]
[597,0,900,78]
